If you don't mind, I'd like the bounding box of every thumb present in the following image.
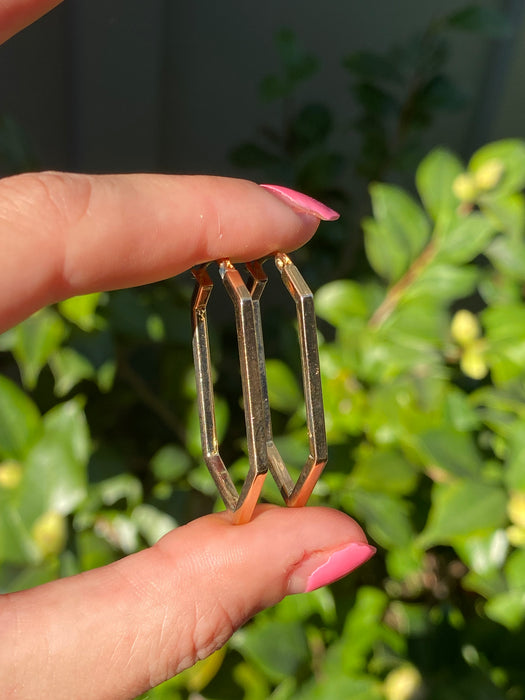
[4,505,375,699]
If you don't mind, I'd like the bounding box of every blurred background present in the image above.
[2,0,525,176]
[3,2,525,700]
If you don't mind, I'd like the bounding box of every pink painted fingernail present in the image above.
[260,184,340,221]
[289,543,375,594]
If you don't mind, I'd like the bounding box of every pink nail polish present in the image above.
[304,543,376,592]
[260,184,340,222]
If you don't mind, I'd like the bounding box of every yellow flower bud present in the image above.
[506,525,525,547]
[474,158,505,191]
[0,460,23,489]
[453,173,478,202]
[508,492,525,529]
[460,343,488,380]
[384,664,423,700]
[451,310,480,346]
[32,511,67,558]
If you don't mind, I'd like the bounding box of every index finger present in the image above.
[0,172,323,330]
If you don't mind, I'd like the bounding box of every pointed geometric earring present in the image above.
[191,252,327,524]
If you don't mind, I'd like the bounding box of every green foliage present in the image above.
[4,137,525,698]
[3,5,525,698]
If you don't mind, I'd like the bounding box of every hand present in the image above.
[1,3,375,698]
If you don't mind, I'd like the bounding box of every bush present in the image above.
[2,138,525,698]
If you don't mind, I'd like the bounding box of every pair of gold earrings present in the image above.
[191,252,327,524]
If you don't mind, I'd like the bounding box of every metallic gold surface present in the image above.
[191,252,327,523]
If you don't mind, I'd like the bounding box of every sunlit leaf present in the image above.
[343,489,413,549]
[49,346,95,397]
[131,504,177,545]
[315,280,370,327]
[13,308,67,389]
[404,263,479,304]
[415,147,463,221]
[266,358,302,414]
[18,399,90,525]
[0,376,41,460]
[414,427,483,478]
[419,480,507,547]
[436,213,496,264]
[58,293,103,332]
[365,183,430,283]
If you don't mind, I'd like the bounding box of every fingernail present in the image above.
[260,184,340,222]
[289,543,376,594]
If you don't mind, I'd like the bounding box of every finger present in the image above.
[3,505,375,699]
[0,172,323,330]
[0,0,63,44]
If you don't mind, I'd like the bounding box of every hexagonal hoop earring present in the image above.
[191,252,328,523]
[269,252,328,506]
[191,261,269,524]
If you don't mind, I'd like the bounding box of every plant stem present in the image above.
[368,239,437,329]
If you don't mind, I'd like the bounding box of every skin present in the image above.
[0,3,372,698]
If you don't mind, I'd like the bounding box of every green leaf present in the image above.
[12,308,67,389]
[131,504,177,545]
[18,399,90,525]
[94,474,143,510]
[386,544,425,582]
[58,293,102,332]
[444,388,481,432]
[266,358,302,414]
[0,376,41,460]
[150,444,191,482]
[505,548,525,589]
[294,675,383,700]
[343,489,413,549]
[233,620,310,682]
[483,304,525,383]
[365,183,430,283]
[414,428,483,478]
[49,347,95,397]
[447,6,512,38]
[272,586,336,625]
[436,213,496,264]
[470,140,525,198]
[415,147,463,221]
[350,447,419,496]
[482,192,525,240]
[404,264,479,304]
[485,590,525,630]
[337,587,390,672]
[486,235,525,280]
[315,280,369,328]
[419,480,508,547]
[504,422,525,491]
[0,502,40,565]
[363,217,406,283]
[383,298,447,347]
[454,529,508,575]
